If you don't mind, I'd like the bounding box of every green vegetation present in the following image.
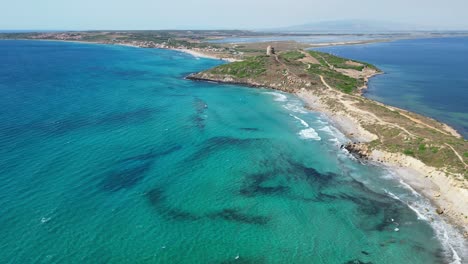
[322,70,363,94]
[418,143,426,152]
[464,152,468,157]
[361,61,380,71]
[279,51,305,61]
[308,50,380,71]
[370,131,466,175]
[211,56,268,78]
[306,60,363,93]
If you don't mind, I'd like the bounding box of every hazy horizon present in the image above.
[2,0,468,31]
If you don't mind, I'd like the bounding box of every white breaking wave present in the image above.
[313,115,348,144]
[384,188,466,263]
[312,110,467,263]
[385,190,402,201]
[298,128,321,140]
[398,179,421,197]
[290,114,309,128]
[266,90,465,263]
[40,217,51,223]
[265,90,307,114]
[318,126,336,138]
[406,203,429,221]
[283,102,307,113]
[388,170,465,263]
[386,190,428,221]
[265,91,320,140]
[315,119,328,125]
[264,92,288,102]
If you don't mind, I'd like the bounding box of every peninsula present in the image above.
[187,47,468,236]
[2,30,467,236]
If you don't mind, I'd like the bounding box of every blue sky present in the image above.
[2,0,468,30]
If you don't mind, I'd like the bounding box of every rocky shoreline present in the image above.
[186,74,265,88]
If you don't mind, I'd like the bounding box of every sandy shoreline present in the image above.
[296,87,467,261]
[173,48,240,62]
[15,39,240,63]
[296,88,467,233]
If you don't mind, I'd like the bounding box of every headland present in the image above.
[186,47,468,237]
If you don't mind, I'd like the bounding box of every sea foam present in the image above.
[383,177,466,263]
[265,92,288,102]
[290,114,309,128]
[283,102,307,113]
[298,128,321,140]
[288,115,321,140]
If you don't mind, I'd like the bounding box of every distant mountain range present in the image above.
[265,20,433,33]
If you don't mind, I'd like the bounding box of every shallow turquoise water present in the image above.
[316,37,468,138]
[0,40,464,263]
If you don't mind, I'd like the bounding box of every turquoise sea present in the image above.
[316,37,468,139]
[0,40,465,263]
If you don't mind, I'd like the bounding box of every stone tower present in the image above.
[266,46,275,56]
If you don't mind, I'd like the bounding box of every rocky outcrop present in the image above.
[186,72,301,93]
[186,73,266,89]
[343,142,371,159]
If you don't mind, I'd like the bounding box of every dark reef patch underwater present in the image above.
[0,40,465,263]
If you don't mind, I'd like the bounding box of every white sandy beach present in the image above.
[174,48,240,62]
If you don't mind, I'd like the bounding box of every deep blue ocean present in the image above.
[0,40,466,263]
[316,37,468,139]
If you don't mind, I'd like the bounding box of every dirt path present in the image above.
[275,54,312,83]
[275,55,299,78]
[384,106,459,137]
[317,56,459,140]
[319,75,416,138]
[445,143,468,168]
[341,99,417,138]
[316,53,333,69]
[319,75,332,90]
